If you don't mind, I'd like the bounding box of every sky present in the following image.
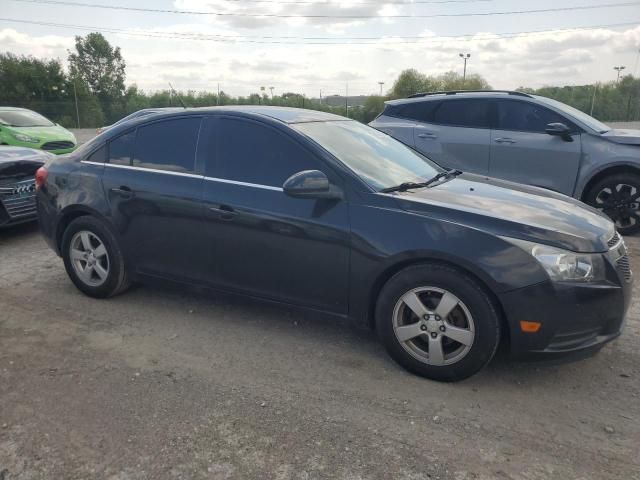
[1,0,640,97]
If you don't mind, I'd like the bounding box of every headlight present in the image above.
[502,237,605,283]
[12,133,40,143]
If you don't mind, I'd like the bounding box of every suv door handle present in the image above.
[417,132,437,139]
[494,137,516,144]
[209,205,236,220]
[110,186,134,198]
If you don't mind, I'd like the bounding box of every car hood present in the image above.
[0,146,50,179]
[389,173,614,253]
[7,124,76,142]
[601,128,640,145]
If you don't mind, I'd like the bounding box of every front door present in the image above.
[100,116,206,281]
[489,99,582,195]
[198,116,350,313]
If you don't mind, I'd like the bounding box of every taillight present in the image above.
[35,166,48,190]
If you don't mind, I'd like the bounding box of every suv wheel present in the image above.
[61,216,131,298]
[376,263,500,382]
[586,173,640,235]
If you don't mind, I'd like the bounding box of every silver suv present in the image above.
[370,90,640,234]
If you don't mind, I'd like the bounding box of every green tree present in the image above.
[68,32,126,122]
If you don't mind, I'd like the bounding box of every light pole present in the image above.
[378,81,384,96]
[269,86,274,99]
[459,53,471,84]
[614,66,626,83]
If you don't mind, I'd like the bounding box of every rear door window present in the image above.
[132,117,201,173]
[108,130,135,166]
[496,100,574,133]
[387,101,440,123]
[212,117,322,187]
[432,99,490,128]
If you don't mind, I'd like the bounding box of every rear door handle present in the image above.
[209,205,236,220]
[417,132,437,139]
[110,186,134,198]
[494,137,516,144]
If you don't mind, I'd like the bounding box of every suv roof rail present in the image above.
[407,90,533,99]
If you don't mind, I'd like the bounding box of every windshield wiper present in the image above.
[380,169,462,193]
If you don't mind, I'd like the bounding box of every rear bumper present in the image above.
[498,275,632,359]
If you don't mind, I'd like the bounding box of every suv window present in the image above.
[496,100,571,133]
[387,101,439,122]
[87,144,106,163]
[213,117,322,187]
[108,130,135,166]
[132,117,201,173]
[432,99,489,128]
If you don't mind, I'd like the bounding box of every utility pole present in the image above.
[319,89,322,104]
[590,83,598,116]
[378,81,384,96]
[269,86,274,99]
[614,65,626,83]
[459,53,471,84]
[217,83,220,105]
[345,82,349,117]
[73,80,80,128]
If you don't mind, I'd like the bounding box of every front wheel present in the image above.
[585,173,640,235]
[376,263,501,382]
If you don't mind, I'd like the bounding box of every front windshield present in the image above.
[0,109,54,127]
[294,120,441,191]
[535,97,610,133]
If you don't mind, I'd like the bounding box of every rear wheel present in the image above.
[585,173,640,235]
[376,263,500,382]
[61,216,131,298]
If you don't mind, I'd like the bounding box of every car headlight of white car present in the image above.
[12,133,40,143]
[502,237,606,282]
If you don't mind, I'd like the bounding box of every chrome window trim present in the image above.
[203,176,283,192]
[81,161,283,191]
[81,161,202,179]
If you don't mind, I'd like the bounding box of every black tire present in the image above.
[61,216,131,298]
[375,263,500,382]
[585,172,640,236]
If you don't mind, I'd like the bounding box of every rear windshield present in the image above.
[0,110,54,127]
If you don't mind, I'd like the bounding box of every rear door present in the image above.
[489,99,581,195]
[198,116,351,313]
[100,116,206,281]
[413,98,491,175]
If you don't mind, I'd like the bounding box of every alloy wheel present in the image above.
[69,230,110,287]
[392,287,475,366]
[594,183,640,230]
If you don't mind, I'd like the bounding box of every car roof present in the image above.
[385,91,534,106]
[147,106,348,124]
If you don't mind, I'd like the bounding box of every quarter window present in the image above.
[496,100,571,133]
[432,99,489,128]
[132,117,201,173]
[87,144,106,163]
[213,118,322,187]
[108,130,135,166]
[387,101,439,122]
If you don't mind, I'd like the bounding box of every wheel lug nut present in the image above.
[435,315,441,321]
[430,332,438,339]
[421,325,427,331]
[423,315,429,320]
[439,325,446,332]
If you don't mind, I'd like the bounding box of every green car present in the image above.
[0,107,77,154]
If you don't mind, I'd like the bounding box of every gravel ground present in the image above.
[0,222,639,480]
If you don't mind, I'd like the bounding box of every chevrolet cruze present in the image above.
[36,107,632,381]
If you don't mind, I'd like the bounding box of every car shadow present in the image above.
[0,221,39,243]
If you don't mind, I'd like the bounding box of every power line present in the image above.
[0,17,637,44]
[8,0,640,19]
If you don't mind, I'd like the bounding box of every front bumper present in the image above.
[0,178,38,227]
[498,249,632,359]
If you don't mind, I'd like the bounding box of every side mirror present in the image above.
[545,122,573,141]
[283,170,342,200]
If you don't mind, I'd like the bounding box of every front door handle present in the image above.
[417,132,437,139]
[110,186,134,198]
[209,205,236,220]
[494,137,516,144]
